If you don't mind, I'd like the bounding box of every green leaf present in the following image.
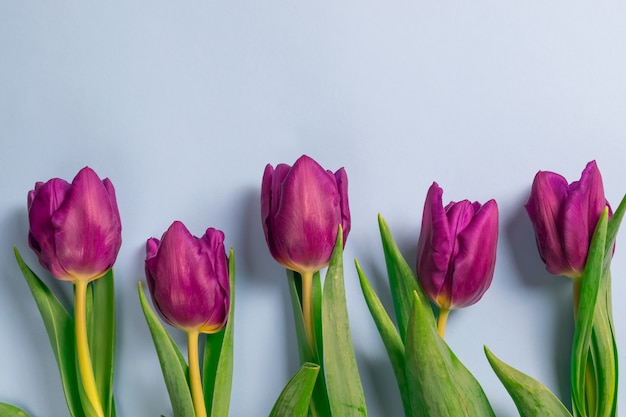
[14,247,83,417]
[138,282,195,417]
[571,209,608,417]
[203,248,236,417]
[286,270,331,417]
[88,270,116,417]
[0,403,31,417]
[322,226,368,417]
[485,347,572,416]
[405,291,495,417]
[355,260,411,417]
[268,363,320,417]
[378,214,432,342]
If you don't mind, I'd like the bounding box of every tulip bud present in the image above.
[524,160,610,279]
[27,166,122,283]
[261,154,351,274]
[145,221,230,334]
[417,182,499,310]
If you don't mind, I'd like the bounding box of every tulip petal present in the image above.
[417,183,452,303]
[449,200,499,308]
[525,171,571,276]
[270,155,342,273]
[562,161,608,274]
[145,221,229,333]
[28,178,72,279]
[52,167,122,281]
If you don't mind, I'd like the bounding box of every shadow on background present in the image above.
[505,196,574,410]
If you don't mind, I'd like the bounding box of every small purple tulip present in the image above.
[145,221,230,334]
[261,155,351,274]
[27,166,122,283]
[525,160,610,279]
[416,182,499,310]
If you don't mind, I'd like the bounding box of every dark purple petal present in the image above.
[335,167,351,244]
[448,200,499,308]
[28,178,72,279]
[525,171,571,276]
[417,183,452,303]
[561,161,607,273]
[261,155,349,274]
[145,221,230,333]
[51,167,122,281]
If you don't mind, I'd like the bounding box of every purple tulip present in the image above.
[27,166,122,283]
[525,160,610,279]
[145,221,230,334]
[417,182,499,310]
[261,155,351,274]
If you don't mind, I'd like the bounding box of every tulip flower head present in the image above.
[145,221,230,334]
[261,154,350,274]
[417,182,499,311]
[525,160,610,279]
[27,166,122,283]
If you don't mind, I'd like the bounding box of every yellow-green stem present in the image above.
[188,330,207,417]
[75,280,105,417]
[301,271,315,350]
[437,307,450,339]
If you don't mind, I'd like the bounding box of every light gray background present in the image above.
[1,2,625,416]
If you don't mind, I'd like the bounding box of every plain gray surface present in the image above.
[1,2,625,416]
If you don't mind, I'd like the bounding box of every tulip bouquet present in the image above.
[0,157,624,417]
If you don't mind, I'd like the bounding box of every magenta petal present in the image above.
[448,200,499,308]
[561,161,607,273]
[51,167,122,281]
[28,178,72,279]
[261,155,349,274]
[417,182,452,302]
[335,167,351,243]
[145,221,230,333]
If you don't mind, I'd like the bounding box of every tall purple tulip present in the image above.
[145,221,230,334]
[525,160,610,279]
[261,154,351,274]
[417,182,499,312]
[27,166,122,283]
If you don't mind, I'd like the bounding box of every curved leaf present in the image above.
[485,347,572,417]
[355,259,411,416]
[322,227,368,417]
[203,248,236,417]
[268,363,320,417]
[405,291,494,417]
[0,403,31,417]
[138,282,194,417]
[14,247,83,417]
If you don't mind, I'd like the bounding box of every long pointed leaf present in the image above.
[485,347,572,417]
[88,270,116,417]
[268,363,320,417]
[355,259,411,417]
[405,291,495,417]
[378,214,431,342]
[138,282,194,417]
[571,209,608,416]
[322,226,368,417]
[14,247,83,417]
[203,248,236,417]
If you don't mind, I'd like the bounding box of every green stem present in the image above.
[75,280,105,417]
[301,271,315,351]
[573,276,582,317]
[437,307,450,338]
[188,330,207,417]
